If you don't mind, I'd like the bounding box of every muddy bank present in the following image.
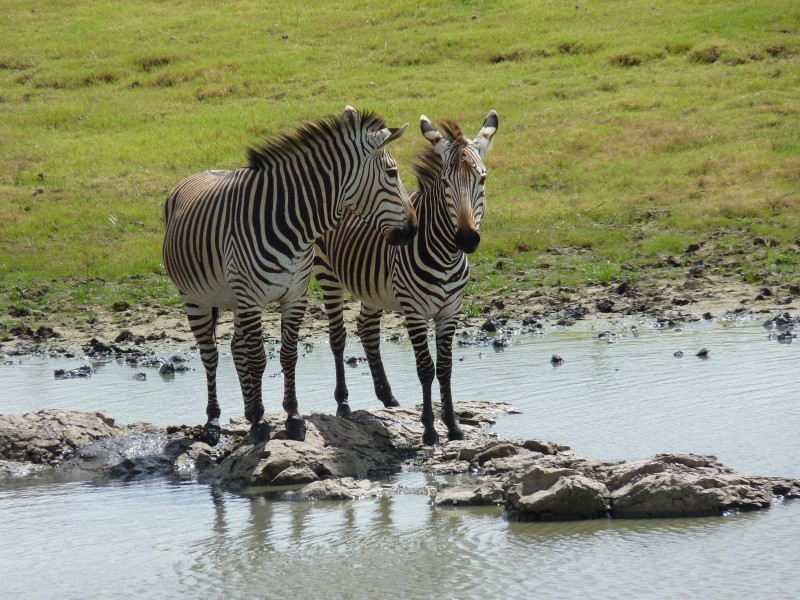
[1,276,798,359]
[2,407,798,521]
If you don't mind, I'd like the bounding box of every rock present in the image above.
[474,442,518,465]
[0,410,118,464]
[284,477,377,501]
[551,354,564,365]
[434,480,504,506]
[54,365,94,379]
[159,362,175,375]
[596,298,615,313]
[0,459,51,478]
[611,472,772,518]
[522,439,570,455]
[506,469,611,521]
[481,318,501,332]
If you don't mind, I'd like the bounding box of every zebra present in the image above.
[163,106,418,446]
[313,110,498,445]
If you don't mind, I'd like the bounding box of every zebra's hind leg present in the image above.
[358,305,399,408]
[320,277,351,417]
[435,316,464,441]
[233,306,270,444]
[406,314,439,446]
[280,297,308,441]
[186,304,222,446]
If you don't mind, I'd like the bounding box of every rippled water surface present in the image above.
[2,320,799,599]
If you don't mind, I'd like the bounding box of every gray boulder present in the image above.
[0,409,118,464]
[505,466,611,520]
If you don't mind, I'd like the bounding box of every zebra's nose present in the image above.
[455,227,480,254]
[385,218,418,246]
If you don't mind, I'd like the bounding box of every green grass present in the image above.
[2,0,800,317]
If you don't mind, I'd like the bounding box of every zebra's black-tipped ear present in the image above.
[420,115,448,157]
[474,110,498,158]
[420,115,444,145]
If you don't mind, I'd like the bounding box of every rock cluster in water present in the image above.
[1,405,798,520]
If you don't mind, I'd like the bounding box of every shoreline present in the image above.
[1,276,797,357]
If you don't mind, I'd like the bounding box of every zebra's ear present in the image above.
[343,105,359,124]
[420,115,448,156]
[376,123,409,150]
[474,110,498,158]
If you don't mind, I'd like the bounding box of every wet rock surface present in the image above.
[2,406,798,521]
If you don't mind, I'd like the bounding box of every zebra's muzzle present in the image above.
[455,227,481,254]
[385,218,418,246]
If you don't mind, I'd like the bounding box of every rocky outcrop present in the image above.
[2,406,799,521]
[0,409,120,464]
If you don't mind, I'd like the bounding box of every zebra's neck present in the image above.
[406,183,464,269]
[254,143,346,246]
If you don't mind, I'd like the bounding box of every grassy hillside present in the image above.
[1,0,799,316]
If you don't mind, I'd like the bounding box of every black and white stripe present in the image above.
[163,107,417,444]
[314,111,498,445]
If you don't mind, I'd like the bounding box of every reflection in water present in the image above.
[2,322,800,598]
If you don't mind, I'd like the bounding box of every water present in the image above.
[2,319,800,599]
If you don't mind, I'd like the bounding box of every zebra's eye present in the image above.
[479,174,486,185]
[387,168,399,177]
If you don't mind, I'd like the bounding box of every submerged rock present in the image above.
[2,407,798,521]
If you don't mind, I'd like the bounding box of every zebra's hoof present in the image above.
[202,419,221,447]
[336,402,352,418]
[422,427,440,447]
[447,426,465,441]
[382,397,400,408]
[249,419,270,444]
[285,415,307,441]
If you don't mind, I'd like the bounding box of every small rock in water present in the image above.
[159,362,175,376]
[493,336,511,349]
[132,372,146,381]
[696,348,710,358]
[54,365,94,379]
[674,351,684,358]
[551,354,564,366]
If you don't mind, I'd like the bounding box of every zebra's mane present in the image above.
[247,110,388,169]
[411,120,470,192]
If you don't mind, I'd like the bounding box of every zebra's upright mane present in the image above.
[247,111,388,169]
[411,120,469,192]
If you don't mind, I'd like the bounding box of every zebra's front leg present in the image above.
[321,279,351,417]
[234,307,270,444]
[280,297,308,441]
[407,315,438,446]
[186,304,223,446]
[358,305,399,408]
[435,316,464,441]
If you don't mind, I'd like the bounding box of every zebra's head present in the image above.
[418,111,498,254]
[340,106,418,246]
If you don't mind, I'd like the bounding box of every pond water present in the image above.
[2,318,799,599]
